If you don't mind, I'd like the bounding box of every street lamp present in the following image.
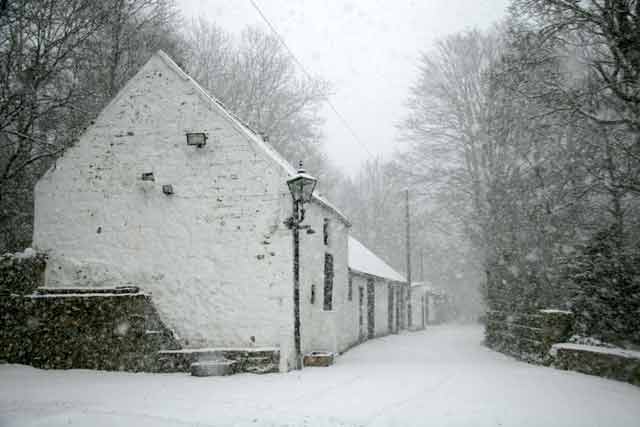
[285,161,317,370]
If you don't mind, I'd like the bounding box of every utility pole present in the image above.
[420,248,424,282]
[405,188,412,329]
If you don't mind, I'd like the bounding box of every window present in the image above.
[310,284,316,304]
[323,218,330,246]
[323,253,334,310]
[348,275,353,301]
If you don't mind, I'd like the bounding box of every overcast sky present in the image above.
[177,0,509,175]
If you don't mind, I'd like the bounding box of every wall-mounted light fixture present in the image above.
[186,132,207,148]
[162,184,174,195]
[141,172,155,182]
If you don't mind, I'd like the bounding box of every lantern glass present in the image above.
[287,170,317,203]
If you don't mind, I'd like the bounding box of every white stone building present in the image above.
[33,51,354,371]
[411,281,449,325]
[346,237,407,344]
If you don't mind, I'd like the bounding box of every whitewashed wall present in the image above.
[298,201,349,355]
[339,272,361,351]
[410,287,428,330]
[373,280,391,337]
[34,54,304,356]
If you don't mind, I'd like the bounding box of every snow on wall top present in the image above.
[551,343,640,360]
[152,50,350,226]
[348,236,405,283]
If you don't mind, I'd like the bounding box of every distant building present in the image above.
[411,281,450,325]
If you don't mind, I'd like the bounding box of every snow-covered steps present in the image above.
[157,347,279,374]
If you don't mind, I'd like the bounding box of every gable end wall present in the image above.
[33,54,296,352]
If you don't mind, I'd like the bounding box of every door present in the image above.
[388,284,394,332]
[367,279,375,339]
[358,286,365,341]
[395,287,400,333]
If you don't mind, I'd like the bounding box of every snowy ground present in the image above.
[2,325,639,427]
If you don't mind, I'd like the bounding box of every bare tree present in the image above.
[513,0,640,131]
[0,0,184,252]
[183,20,330,175]
[0,0,112,251]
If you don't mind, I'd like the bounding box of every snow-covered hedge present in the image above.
[0,248,46,295]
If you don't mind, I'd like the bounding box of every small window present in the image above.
[311,284,316,304]
[323,218,330,246]
[348,275,353,301]
[323,253,334,310]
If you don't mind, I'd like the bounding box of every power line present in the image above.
[247,0,375,160]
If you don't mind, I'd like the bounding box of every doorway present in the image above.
[358,286,365,341]
[388,284,394,332]
[367,279,375,339]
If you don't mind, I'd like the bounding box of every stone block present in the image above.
[191,359,237,377]
[552,343,640,386]
[303,351,335,367]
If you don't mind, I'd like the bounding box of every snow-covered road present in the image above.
[1,325,639,426]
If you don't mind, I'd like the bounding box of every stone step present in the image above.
[157,347,280,374]
[191,359,237,377]
[34,286,141,295]
[303,351,335,367]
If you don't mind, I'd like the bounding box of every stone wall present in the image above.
[485,309,574,364]
[0,287,179,371]
[0,249,46,295]
[552,344,640,386]
[157,348,280,374]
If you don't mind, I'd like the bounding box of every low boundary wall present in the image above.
[552,343,640,386]
[485,309,573,364]
[0,287,180,372]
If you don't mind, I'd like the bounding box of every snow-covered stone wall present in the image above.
[0,288,179,371]
[551,343,640,386]
[0,249,45,295]
[34,53,301,353]
[485,309,574,364]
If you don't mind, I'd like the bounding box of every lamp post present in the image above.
[285,161,317,370]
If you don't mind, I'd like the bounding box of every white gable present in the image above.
[348,236,405,282]
[153,51,350,226]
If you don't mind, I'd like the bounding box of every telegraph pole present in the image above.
[405,188,412,329]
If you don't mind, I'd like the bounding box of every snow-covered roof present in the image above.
[411,281,448,297]
[154,51,350,226]
[348,236,405,283]
[411,281,432,288]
